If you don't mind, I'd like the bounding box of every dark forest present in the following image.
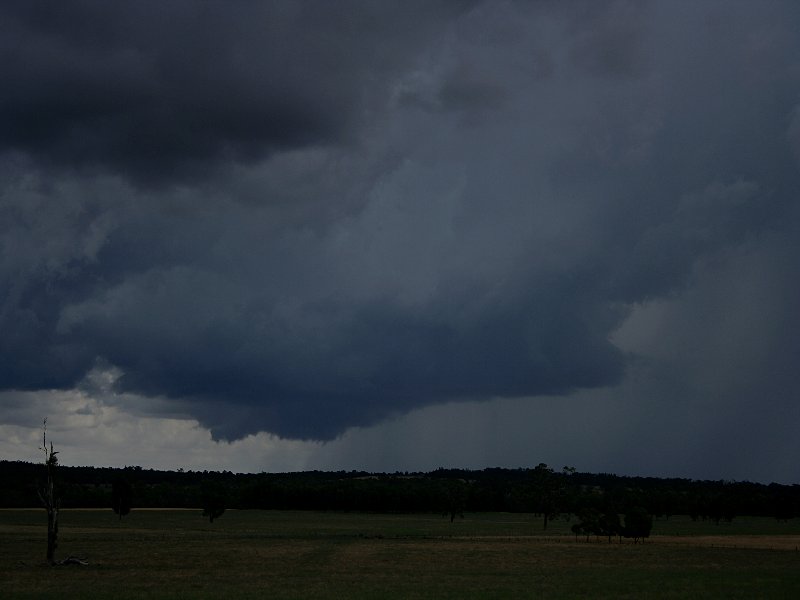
[2,461,798,526]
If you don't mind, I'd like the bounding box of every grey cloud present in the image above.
[0,0,462,186]
[311,219,800,481]
[2,1,800,449]
[565,1,648,79]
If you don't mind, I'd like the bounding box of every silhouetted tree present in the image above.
[708,492,737,525]
[773,492,797,522]
[622,506,653,543]
[529,463,569,529]
[112,477,133,520]
[572,507,602,542]
[201,481,227,523]
[442,480,467,522]
[37,419,60,564]
[598,510,621,543]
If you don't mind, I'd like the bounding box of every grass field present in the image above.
[2,509,800,598]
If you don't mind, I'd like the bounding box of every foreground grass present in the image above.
[1,510,799,598]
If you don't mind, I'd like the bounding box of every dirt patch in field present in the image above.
[655,535,800,551]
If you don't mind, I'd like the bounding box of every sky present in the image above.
[1,0,800,483]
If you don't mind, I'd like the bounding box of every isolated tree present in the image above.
[622,506,653,543]
[201,481,227,523]
[37,419,60,564]
[529,463,568,529]
[112,477,133,520]
[442,480,467,522]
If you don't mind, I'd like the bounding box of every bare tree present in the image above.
[37,419,60,565]
[36,420,87,566]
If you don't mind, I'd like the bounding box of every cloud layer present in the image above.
[2,1,800,453]
[0,0,463,184]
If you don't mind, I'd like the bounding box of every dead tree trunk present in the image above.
[45,493,58,564]
[37,421,60,565]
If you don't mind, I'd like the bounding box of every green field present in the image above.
[2,510,799,598]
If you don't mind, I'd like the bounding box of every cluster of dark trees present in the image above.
[3,459,799,528]
[570,506,654,543]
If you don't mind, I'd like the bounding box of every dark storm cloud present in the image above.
[3,0,800,446]
[0,0,461,185]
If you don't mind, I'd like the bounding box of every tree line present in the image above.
[2,459,798,525]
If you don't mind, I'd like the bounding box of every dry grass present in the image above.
[1,510,799,598]
[655,534,800,551]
